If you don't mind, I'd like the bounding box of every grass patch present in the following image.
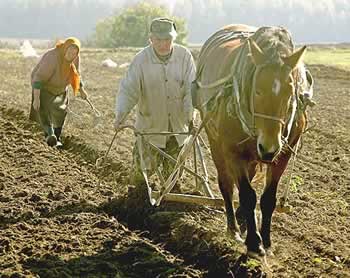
[290,175,304,193]
[0,49,23,59]
[305,48,350,70]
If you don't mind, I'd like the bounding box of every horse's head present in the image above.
[248,39,307,162]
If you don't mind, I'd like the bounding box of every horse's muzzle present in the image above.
[258,143,280,162]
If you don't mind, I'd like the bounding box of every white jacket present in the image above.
[115,44,196,148]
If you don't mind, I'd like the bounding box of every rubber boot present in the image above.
[45,126,57,147]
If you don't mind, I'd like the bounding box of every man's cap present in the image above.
[150,18,177,40]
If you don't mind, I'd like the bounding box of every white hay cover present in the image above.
[101,58,118,68]
[119,62,130,69]
[20,40,39,58]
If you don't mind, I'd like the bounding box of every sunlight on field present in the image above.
[2,46,350,72]
[0,49,23,58]
[305,48,350,70]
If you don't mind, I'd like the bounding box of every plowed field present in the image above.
[0,49,349,277]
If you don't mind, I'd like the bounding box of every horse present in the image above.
[193,24,313,257]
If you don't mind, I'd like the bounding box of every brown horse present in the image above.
[193,24,312,256]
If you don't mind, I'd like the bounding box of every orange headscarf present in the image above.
[56,37,81,95]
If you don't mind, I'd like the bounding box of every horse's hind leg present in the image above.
[260,153,291,250]
[218,175,243,243]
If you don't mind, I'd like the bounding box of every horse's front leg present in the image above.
[260,153,291,251]
[218,175,243,244]
[239,175,265,256]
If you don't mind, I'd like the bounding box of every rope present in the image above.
[279,137,301,208]
[85,98,102,117]
[65,98,102,129]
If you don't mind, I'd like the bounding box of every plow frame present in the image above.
[97,123,294,212]
[131,120,224,207]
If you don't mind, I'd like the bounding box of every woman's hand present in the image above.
[33,89,40,111]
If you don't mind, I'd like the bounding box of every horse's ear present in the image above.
[248,39,265,65]
[282,46,307,69]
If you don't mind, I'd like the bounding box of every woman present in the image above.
[30,37,88,147]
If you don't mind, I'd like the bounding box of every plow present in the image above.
[95,123,295,213]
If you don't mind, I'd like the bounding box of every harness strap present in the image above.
[196,31,254,90]
[196,74,232,89]
[254,112,285,125]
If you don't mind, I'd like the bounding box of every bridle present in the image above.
[232,62,300,145]
[249,64,293,128]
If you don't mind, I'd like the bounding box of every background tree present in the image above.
[93,2,188,48]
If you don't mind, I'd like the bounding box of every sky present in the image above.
[0,0,349,44]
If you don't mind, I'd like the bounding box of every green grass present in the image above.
[0,49,23,58]
[305,48,350,70]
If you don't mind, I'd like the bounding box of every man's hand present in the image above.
[114,118,122,131]
[33,89,40,111]
[80,88,88,100]
[188,120,195,134]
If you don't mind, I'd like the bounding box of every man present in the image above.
[114,18,196,187]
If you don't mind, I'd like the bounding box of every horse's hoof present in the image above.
[265,248,275,257]
[247,246,266,259]
[234,232,244,244]
[227,230,244,244]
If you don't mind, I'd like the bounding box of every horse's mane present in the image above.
[230,27,296,135]
[251,26,294,61]
[235,26,295,98]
